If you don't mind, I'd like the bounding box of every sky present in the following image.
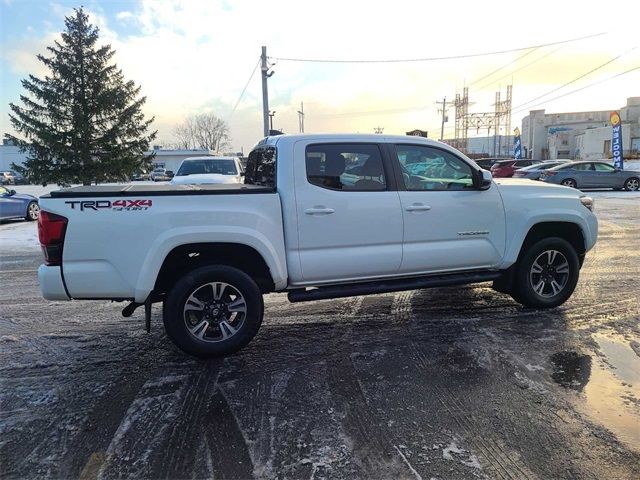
[1,0,639,154]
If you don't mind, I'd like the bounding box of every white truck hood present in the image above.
[493,177,577,196]
[171,173,241,185]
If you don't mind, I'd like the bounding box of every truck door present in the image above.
[292,141,403,283]
[390,144,506,274]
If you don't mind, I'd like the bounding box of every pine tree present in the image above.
[7,8,156,186]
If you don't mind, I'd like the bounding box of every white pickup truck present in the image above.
[37,134,598,357]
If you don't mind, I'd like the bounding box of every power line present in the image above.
[513,64,640,114]
[476,45,565,90]
[314,105,431,118]
[512,46,637,111]
[227,58,260,122]
[270,32,605,64]
[469,48,539,87]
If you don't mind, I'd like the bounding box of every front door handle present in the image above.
[405,203,432,212]
[305,206,335,215]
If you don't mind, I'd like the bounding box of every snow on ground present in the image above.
[0,220,40,253]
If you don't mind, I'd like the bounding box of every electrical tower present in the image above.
[452,85,512,156]
[453,87,469,152]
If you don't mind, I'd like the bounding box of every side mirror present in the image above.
[476,169,492,190]
[9,189,17,195]
[240,171,245,177]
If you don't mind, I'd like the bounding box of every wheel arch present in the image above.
[494,221,586,295]
[152,242,276,298]
[518,221,586,262]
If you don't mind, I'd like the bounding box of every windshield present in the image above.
[177,159,238,176]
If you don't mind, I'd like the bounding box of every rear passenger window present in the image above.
[305,144,386,191]
[245,146,276,188]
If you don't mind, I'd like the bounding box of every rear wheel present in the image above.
[25,201,39,221]
[511,238,580,308]
[624,177,639,191]
[561,178,577,188]
[163,265,264,357]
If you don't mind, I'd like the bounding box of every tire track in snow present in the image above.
[411,344,536,480]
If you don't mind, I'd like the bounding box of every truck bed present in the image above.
[46,183,273,198]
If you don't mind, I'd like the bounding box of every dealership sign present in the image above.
[610,111,623,169]
[513,127,522,159]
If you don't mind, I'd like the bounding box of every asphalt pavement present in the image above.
[1,196,639,479]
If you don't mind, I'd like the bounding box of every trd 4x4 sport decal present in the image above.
[65,200,153,211]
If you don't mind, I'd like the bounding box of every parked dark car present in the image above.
[9,171,28,185]
[490,159,541,178]
[540,161,640,191]
[512,160,571,180]
[0,186,39,221]
[131,170,149,181]
[473,157,506,170]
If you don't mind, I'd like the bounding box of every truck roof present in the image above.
[257,133,466,157]
[263,133,438,145]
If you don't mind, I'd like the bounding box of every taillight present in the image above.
[38,211,68,266]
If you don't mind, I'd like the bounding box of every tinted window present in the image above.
[305,144,386,191]
[177,159,238,176]
[396,145,474,191]
[594,163,615,172]
[245,147,276,188]
[514,160,532,167]
[574,163,594,171]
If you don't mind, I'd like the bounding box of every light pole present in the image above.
[269,111,276,132]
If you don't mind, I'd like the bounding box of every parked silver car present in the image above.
[540,161,640,191]
[512,160,571,180]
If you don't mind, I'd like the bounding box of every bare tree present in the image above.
[173,113,231,152]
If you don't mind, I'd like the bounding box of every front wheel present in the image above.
[511,238,580,308]
[624,177,639,191]
[25,201,39,221]
[163,265,264,357]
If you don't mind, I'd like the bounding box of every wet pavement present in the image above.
[1,197,639,479]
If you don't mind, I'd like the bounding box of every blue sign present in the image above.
[610,112,624,169]
[513,127,522,159]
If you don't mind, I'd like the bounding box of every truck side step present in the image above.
[287,271,503,303]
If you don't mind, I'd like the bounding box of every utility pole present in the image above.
[437,97,454,141]
[297,102,305,133]
[261,46,274,137]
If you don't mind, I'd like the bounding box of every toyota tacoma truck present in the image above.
[37,134,598,357]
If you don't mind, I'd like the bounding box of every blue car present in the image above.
[540,161,640,191]
[0,186,40,221]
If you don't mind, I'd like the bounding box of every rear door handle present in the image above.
[305,207,335,215]
[405,203,432,212]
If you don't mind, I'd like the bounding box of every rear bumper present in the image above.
[38,265,70,300]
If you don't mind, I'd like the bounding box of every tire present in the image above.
[624,177,640,191]
[511,237,580,309]
[25,201,39,221]
[163,265,264,357]
[561,178,577,188]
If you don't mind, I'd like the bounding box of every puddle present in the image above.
[550,351,591,391]
[551,336,640,452]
